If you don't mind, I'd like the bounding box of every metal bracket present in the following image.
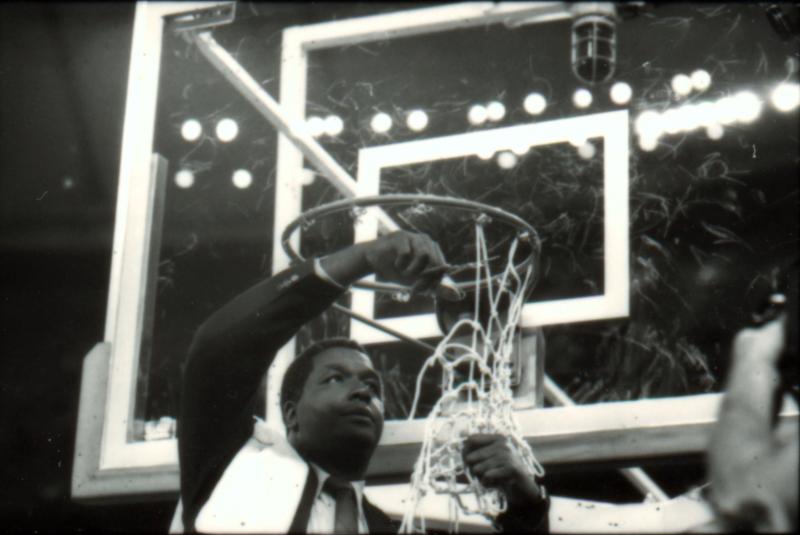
[168,2,236,34]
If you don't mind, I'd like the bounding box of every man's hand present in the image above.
[362,231,447,289]
[462,434,543,508]
[708,316,798,531]
[319,230,447,291]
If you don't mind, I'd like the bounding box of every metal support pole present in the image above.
[544,376,670,502]
[190,30,399,232]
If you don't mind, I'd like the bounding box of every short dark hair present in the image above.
[279,338,369,426]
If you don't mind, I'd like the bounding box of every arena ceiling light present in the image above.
[573,88,593,108]
[467,104,488,126]
[523,93,547,115]
[180,118,203,141]
[371,112,393,133]
[609,82,632,105]
[771,82,800,112]
[215,117,239,142]
[406,110,429,131]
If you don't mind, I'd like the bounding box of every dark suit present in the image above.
[179,259,375,532]
[177,258,546,533]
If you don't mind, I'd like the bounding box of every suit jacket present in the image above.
[178,259,368,532]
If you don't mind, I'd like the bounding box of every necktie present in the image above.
[323,477,359,534]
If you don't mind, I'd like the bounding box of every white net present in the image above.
[399,222,545,533]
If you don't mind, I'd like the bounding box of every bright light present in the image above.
[371,112,392,134]
[216,118,239,142]
[406,110,429,131]
[512,142,530,156]
[523,93,547,115]
[476,147,495,160]
[568,134,587,147]
[675,105,701,132]
[671,74,692,97]
[706,123,724,140]
[573,88,593,108]
[324,115,344,136]
[468,104,488,126]
[771,82,800,112]
[661,109,683,135]
[486,101,506,121]
[691,69,711,92]
[175,169,194,188]
[577,141,596,159]
[733,91,762,123]
[610,82,632,105]
[695,102,717,127]
[635,110,662,137]
[301,168,316,186]
[715,96,739,125]
[181,119,202,141]
[232,169,253,189]
[638,136,658,151]
[496,151,518,169]
[306,116,326,138]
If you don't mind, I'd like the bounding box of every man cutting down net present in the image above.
[175,230,550,533]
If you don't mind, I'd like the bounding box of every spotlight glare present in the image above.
[771,82,800,112]
[662,109,683,135]
[691,69,711,91]
[610,82,632,105]
[573,88,593,108]
[477,147,495,160]
[523,93,547,115]
[577,141,596,159]
[734,91,762,123]
[468,104,488,126]
[715,96,739,125]
[638,136,658,152]
[324,115,344,136]
[215,118,239,142]
[301,168,316,186]
[496,151,518,169]
[486,101,506,121]
[306,116,326,138]
[671,74,692,97]
[181,119,202,141]
[695,102,717,127]
[635,110,662,137]
[370,112,393,134]
[232,169,253,189]
[677,105,701,132]
[568,134,587,147]
[406,110,429,131]
[706,123,724,140]
[512,142,530,156]
[175,169,194,189]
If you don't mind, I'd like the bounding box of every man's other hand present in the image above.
[462,433,543,507]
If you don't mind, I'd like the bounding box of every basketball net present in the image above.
[399,222,544,533]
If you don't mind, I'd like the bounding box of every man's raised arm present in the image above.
[177,231,445,530]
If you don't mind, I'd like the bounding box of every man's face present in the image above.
[289,348,385,452]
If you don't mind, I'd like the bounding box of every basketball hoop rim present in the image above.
[281,193,541,294]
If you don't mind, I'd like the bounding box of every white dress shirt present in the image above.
[306,463,369,534]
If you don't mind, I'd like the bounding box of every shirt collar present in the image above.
[309,462,366,504]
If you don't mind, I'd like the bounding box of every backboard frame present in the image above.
[348,111,629,345]
[73,1,799,505]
